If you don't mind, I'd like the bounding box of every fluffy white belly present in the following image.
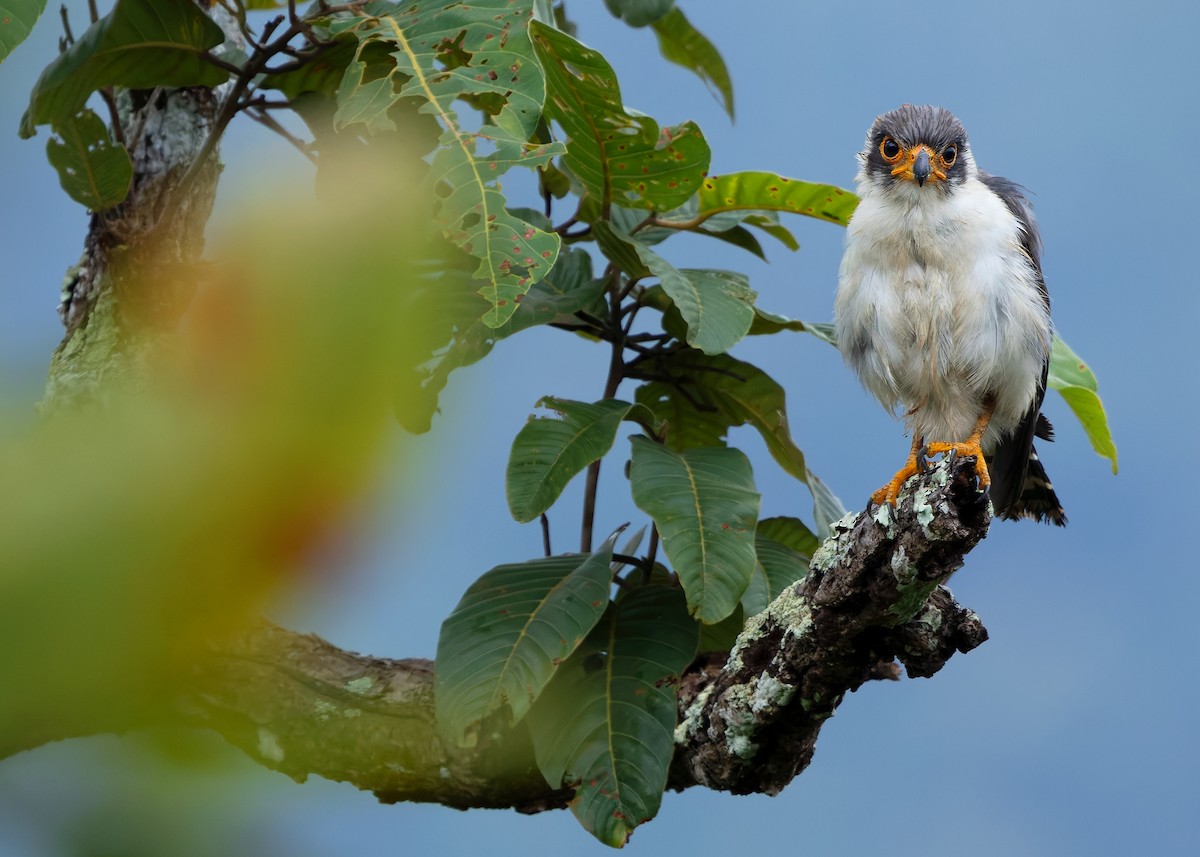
[835,180,1051,449]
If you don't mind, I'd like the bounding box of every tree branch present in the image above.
[153,456,988,811]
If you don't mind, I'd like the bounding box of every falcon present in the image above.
[835,104,1066,525]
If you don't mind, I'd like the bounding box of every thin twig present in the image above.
[99,89,126,147]
[245,108,317,165]
[86,0,98,24]
[58,5,74,48]
[579,267,627,553]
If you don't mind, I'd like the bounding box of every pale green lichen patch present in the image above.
[675,683,716,744]
[345,676,375,695]
[872,502,893,529]
[257,727,285,763]
[719,685,760,759]
[889,544,916,584]
[312,699,338,722]
[343,708,362,718]
[751,673,795,713]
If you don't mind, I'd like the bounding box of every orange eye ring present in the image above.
[880,136,902,162]
[940,144,958,167]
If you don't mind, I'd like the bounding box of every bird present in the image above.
[835,104,1066,525]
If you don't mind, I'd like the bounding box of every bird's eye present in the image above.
[941,144,958,166]
[880,137,902,161]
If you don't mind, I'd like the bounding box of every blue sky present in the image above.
[2,2,1197,855]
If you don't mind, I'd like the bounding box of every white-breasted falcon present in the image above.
[836,104,1066,525]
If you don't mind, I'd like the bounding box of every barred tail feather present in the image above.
[999,445,1066,526]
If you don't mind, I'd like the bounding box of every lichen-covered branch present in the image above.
[163,457,989,811]
[672,455,991,795]
[183,623,568,812]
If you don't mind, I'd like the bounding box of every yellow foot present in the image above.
[922,441,990,489]
[871,460,921,506]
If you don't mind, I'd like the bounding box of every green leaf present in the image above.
[531,20,710,212]
[592,221,651,277]
[0,0,46,65]
[45,109,131,210]
[697,603,744,653]
[435,546,616,747]
[699,172,859,227]
[806,466,848,539]
[756,515,821,558]
[650,7,733,119]
[632,243,756,355]
[331,3,564,327]
[1047,334,1118,473]
[742,533,810,617]
[507,397,649,522]
[21,0,228,136]
[629,438,760,623]
[634,350,809,480]
[528,584,698,847]
[397,244,605,433]
[602,0,675,28]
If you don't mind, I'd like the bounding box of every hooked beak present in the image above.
[913,148,931,187]
[890,145,944,186]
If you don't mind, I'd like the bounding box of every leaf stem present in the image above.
[540,513,552,557]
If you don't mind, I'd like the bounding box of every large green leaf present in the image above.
[507,397,650,522]
[650,7,733,119]
[0,0,46,65]
[528,584,698,847]
[530,20,710,212]
[45,108,132,210]
[331,3,564,327]
[632,243,756,355]
[629,438,760,623]
[634,350,808,479]
[698,172,859,227]
[435,546,616,747]
[1047,334,1118,473]
[21,0,228,136]
[742,532,810,617]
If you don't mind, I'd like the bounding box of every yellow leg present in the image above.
[871,435,923,506]
[923,400,995,490]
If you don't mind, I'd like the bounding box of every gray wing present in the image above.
[978,173,1064,524]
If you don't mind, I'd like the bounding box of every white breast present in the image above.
[835,178,1051,449]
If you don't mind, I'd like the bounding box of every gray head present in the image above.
[858,104,973,195]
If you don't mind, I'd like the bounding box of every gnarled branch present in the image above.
[173,456,990,810]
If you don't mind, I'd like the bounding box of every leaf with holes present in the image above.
[507,397,651,523]
[650,7,733,118]
[698,171,859,227]
[435,545,616,748]
[629,438,760,623]
[397,243,605,433]
[46,109,131,210]
[331,3,564,327]
[1047,334,1118,473]
[528,584,697,847]
[21,0,228,136]
[0,0,47,65]
[531,20,710,212]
